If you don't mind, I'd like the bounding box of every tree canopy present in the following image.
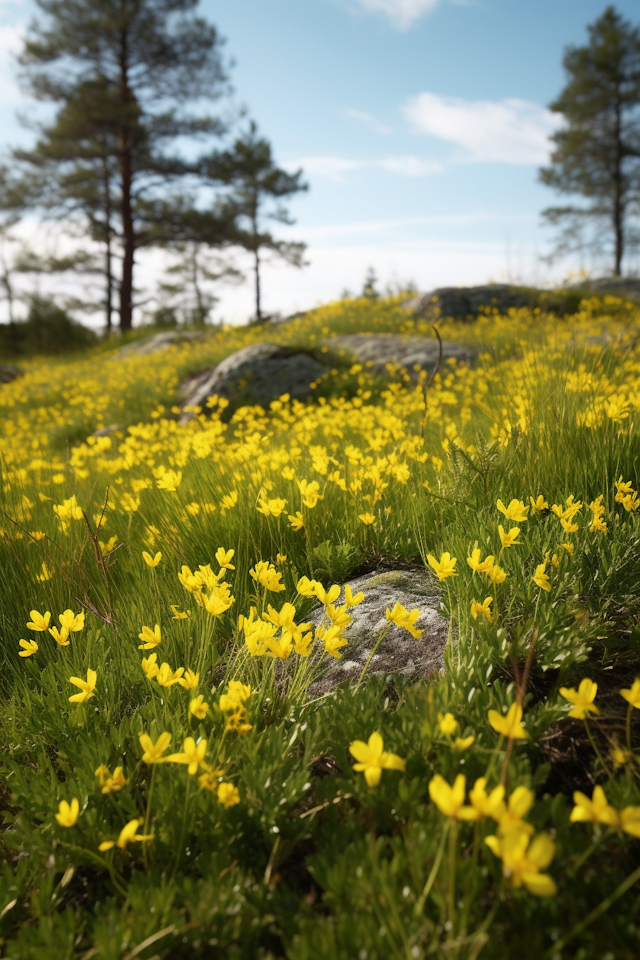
[540,5,640,276]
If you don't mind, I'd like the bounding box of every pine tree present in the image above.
[206,123,307,323]
[16,0,230,330]
[540,6,640,276]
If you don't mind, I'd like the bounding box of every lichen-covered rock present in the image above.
[403,284,537,320]
[180,342,326,418]
[309,567,448,697]
[327,333,476,376]
[0,364,23,384]
[118,330,206,357]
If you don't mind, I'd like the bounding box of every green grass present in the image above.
[1,295,640,959]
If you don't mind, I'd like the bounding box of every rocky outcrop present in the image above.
[308,567,448,697]
[403,284,536,320]
[0,364,23,384]
[180,343,326,418]
[568,277,640,302]
[117,330,206,357]
[327,334,475,375]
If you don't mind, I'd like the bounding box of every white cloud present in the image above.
[343,108,392,135]
[403,92,561,165]
[286,154,441,182]
[377,155,442,176]
[292,156,363,183]
[353,0,441,30]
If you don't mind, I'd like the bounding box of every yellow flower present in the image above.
[619,807,640,837]
[297,478,323,508]
[485,832,557,897]
[385,602,422,639]
[98,766,127,795]
[249,560,285,592]
[319,623,348,659]
[532,561,551,592]
[59,609,85,633]
[345,584,364,606]
[498,525,520,547]
[178,669,199,690]
[49,625,70,646]
[349,732,405,788]
[68,668,97,703]
[296,575,321,597]
[220,490,238,511]
[560,517,579,534]
[621,678,640,709]
[55,798,79,827]
[18,638,38,657]
[487,562,507,585]
[469,778,505,819]
[189,695,210,719]
[217,782,241,807]
[496,498,529,522]
[288,511,304,531]
[99,819,153,851]
[257,496,288,517]
[170,605,191,619]
[156,469,182,492]
[437,712,458,735]
[426,552,457,580]
[467,545,494,573]
[470,597,493,622]
[215,547,235,570]
[141,653,159,679]
[219,680,252,711]
[454,735,475,750]
[488,702,528,739]
[142,551,162,568]
[53,495,83,521]
[166,736,208,775]
[570,786,618,826]
[359,512,375,525]
[315,583,341,605]
[139,731,172,764]
[428,774,479,820]
[276,553,287,564]
[155,662,184,687]
[27,610,50,632]
[498,786,535,836]
[138,624,162,649]
[529,495,548,512]
[559,678,599,719]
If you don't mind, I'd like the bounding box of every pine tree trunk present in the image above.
[103,156,113,332]
[613,96,624,277]
[118,33,134,332]
[254,247,261,322]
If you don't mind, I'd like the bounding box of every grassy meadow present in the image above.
[1,294,640,958]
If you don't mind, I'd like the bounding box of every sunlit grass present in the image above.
[1,295,640,958]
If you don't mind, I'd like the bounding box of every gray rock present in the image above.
[0,364,23,384]
[118,330,206,357]
[568,277,640,302]
[327,334,476,375]
[403,284,537,320]
[308,567,448,697]
[180,342,326,418]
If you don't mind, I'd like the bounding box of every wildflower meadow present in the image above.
[1,294,640,959]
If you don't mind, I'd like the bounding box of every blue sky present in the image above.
[1,0,639,322]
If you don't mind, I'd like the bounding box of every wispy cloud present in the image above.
[352,0,441,30]
[285,154,442,182]
[343,108,392,135]
[403,92,561,165]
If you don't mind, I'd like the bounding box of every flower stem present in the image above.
[142,763,157,867]
[446,821,458,939]
[626,702,633,753]
[356,625,390,689]
[584,717,613,778]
